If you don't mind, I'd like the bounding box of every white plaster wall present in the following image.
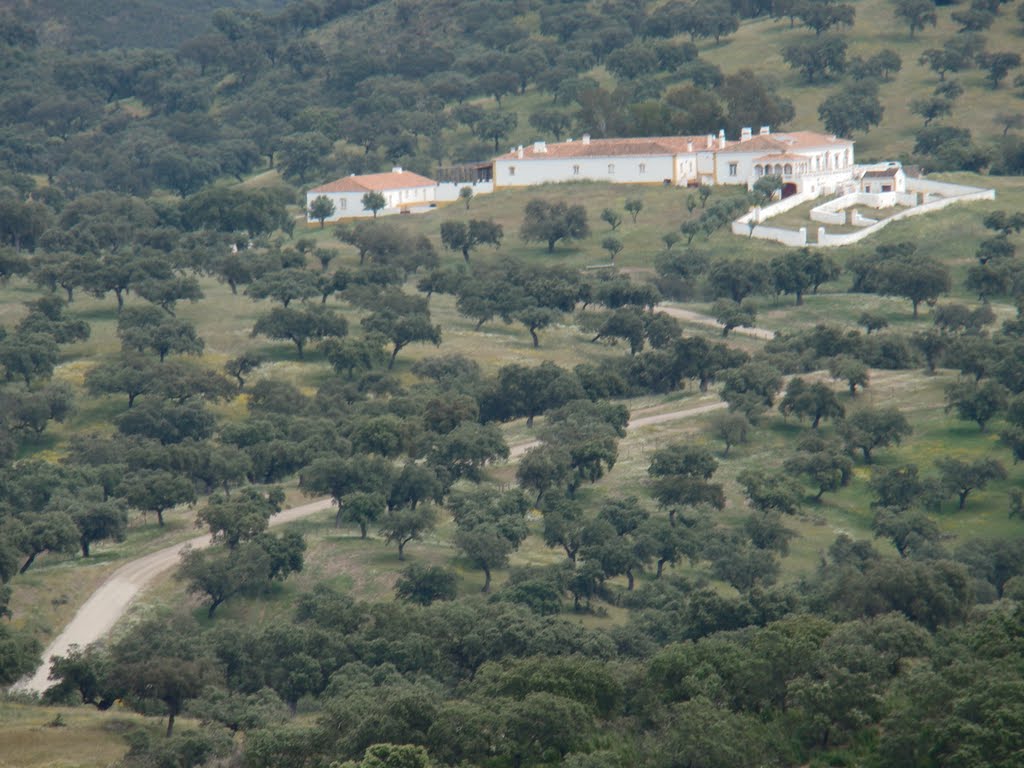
[732,220,807,245]
[306,191,363,222]
[435,181,495,202]
[736,189,815,225]
[811,209,846,225]
[905,177,989,196]
[306,185,439,221]
[851,210,877,226]
[812,192,899,214]
[817,188,996,246]
[493,155,674,187]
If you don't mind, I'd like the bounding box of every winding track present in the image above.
[12,396,727,695]
[13,305,774,694]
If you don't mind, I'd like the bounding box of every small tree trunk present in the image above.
[398,540,406,560]
[481,565,492,593]
[626,569,635,591]
[959,491,968,509]
[156,509,165,526]
[19,551,37,574]
[359,521,368,539]
[388,345,400,369]
[656,558,665,578]
[530,327,540,347]
[166,710,176,738]
[81,540,90,558]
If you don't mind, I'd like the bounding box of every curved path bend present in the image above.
[12,395,729,695]
[13,497,335,695]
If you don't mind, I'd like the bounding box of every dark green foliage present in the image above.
[520,199,590,253]
[395,563,458,606]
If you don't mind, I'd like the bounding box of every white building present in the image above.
[859,164,906,194]
[306,168,437,222]
[492,127,857,198]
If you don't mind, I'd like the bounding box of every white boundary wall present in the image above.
[731,190,814,244]
[817,178,995,247]
[733,176,995,248]
[435,181,494,202]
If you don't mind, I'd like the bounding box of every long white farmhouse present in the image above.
[492,127,856,198]
[306,167,437,222]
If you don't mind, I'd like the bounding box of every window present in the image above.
[338,198,346,210]
[608,163,615,174]
[754,165,763,176]
[881,185,892,192]
[573,165,580,175]
[508,166,516,176]
[728,162,738,177]
[639,163,646,174]
[783,164,792,176]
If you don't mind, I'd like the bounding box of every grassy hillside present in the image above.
[7,173,1023,643]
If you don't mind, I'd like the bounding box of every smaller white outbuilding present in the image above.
[306,167,437,222]
[859,164,906,194]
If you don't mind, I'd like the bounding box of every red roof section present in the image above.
[861,167,901,178]
[728,131,850,154]
[495,135,727,160]
[493,130,850,162]
[310,170,436,194]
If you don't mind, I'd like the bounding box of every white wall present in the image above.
[306,185,438,221]
[435,181,495,202]
[494,154,675,187]
[732,219,807,245]
[305,191,362,222]
[851,210,877,226]
[816,186,996,246]
[810,209,845,225]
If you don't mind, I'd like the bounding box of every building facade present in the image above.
[306,168,437,222]
[492,127,857,198]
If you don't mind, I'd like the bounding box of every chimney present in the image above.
[686,140,693,152]
[741,127,752,142]
[718,129,726,150]
[533,141,547,154]
[760,126,770,136]
[706,134,713,148]
[582,133,591,145]
[517,145,524,159]
[392,166,403,173]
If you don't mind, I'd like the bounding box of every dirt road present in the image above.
[657,306,776,340]
[12,497,335,695]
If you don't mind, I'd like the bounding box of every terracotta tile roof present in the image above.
[495,135,730,160]
[729,131,851,153]
[310,170,436,194]
[861,167,901,178]
[490,130,850,162]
